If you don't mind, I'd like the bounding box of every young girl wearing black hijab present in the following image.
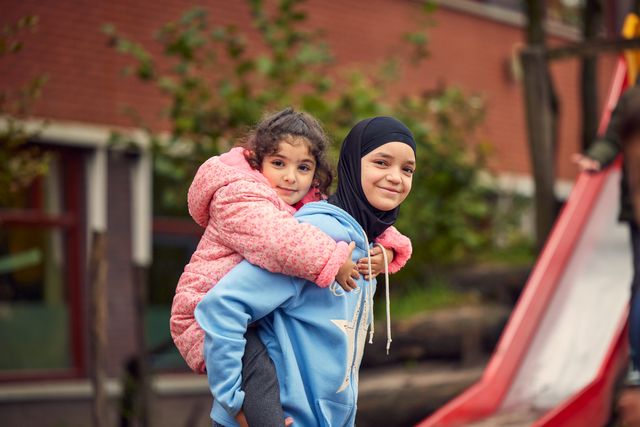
[196,116,417,427]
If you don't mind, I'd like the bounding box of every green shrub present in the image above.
[105,0,502,278]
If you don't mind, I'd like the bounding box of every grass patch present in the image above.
[475,238,536,266]
[377,276,478,320]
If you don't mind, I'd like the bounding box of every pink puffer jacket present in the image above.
[170,147,412,373]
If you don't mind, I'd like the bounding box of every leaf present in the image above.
[137,61,155,80]
[158,76,178,93]
[235,59,255,76]
[256,56,273,75]
[101,23,116,36]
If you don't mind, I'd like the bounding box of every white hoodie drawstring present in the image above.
[374,243,392,355]
[333,231,393,355]
[361,235,392,355]
[363,235,375,345]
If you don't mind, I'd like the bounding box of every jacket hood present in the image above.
[296,201,368,250]
[187,147,321,227]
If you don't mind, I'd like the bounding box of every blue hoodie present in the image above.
[194,201,380,427]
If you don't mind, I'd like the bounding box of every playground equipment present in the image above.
[418,15,640,427]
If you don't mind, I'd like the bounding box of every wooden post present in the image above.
[581,0,602,151]
[133,264,150,427]
[524,0,545,45]
[89,231,108,427]
[521,47,557,249]
[522,0,560,249]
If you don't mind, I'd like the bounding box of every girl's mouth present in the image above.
[378,186,401,194]
[278,187,297,194]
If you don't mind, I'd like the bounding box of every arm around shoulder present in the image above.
[375,226,412,274]
[214,182,349,286]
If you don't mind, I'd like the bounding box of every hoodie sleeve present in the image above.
[194,263,298,418]
[374,226,412,274]
[585,87,638,167]
[213,180,350,288]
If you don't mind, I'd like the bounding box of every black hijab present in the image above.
[328,117,416,241]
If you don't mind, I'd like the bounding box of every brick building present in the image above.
[0,1,629,426]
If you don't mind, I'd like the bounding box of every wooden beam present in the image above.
[89,231,108,427]
[580,0,601,152]
[546,37,640,61]
[524,0,545,45]
[520,46,557,249]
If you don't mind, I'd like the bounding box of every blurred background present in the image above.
[0,0,633,426]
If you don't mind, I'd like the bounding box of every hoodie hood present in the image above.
[296,201,368,250]
[187,147,321,227]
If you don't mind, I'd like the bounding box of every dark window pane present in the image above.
[147,231,198,371]
[0,226,70,370]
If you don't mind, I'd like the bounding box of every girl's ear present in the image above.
[312,178,320,188]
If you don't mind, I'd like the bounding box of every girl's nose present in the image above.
[386,172,401,184]
[284,170,296,183]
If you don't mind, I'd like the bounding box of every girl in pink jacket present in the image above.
[170,108,411,426]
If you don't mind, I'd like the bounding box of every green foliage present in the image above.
[0,16,49,207]
[105,0,500,272]
[480,191,535,266]
[394,89,490,270]
[376,275,479,320]
[103,0,337,217]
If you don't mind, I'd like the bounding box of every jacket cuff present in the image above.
[586,140,619,168]
[375,231,412,274]
[315,241,350,288]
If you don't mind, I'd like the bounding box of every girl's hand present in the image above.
[335,242,359,292]
[235,411,249,427]
[358,247,394,280]
[572,153,601,172]
[236,411,294,426]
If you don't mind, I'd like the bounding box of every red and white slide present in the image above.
[417,57,633,427]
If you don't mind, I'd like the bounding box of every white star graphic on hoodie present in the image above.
[331,289,371,393]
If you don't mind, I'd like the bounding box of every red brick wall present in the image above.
[0,0,618,180]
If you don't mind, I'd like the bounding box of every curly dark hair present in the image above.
[241,107,333,194]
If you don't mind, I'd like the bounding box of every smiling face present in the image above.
[261,137,317,205]
[361,141,415,211]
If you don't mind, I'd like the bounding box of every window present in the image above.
[146,157,202,371]
[0,149,85,378]
[147,218,201,371]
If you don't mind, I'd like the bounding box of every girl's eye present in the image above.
[403,167,415,175]
[298,164,312,172]
[271,160,285,167]
[374,160,388,167]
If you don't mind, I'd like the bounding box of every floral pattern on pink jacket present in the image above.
[170,147,412,373]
